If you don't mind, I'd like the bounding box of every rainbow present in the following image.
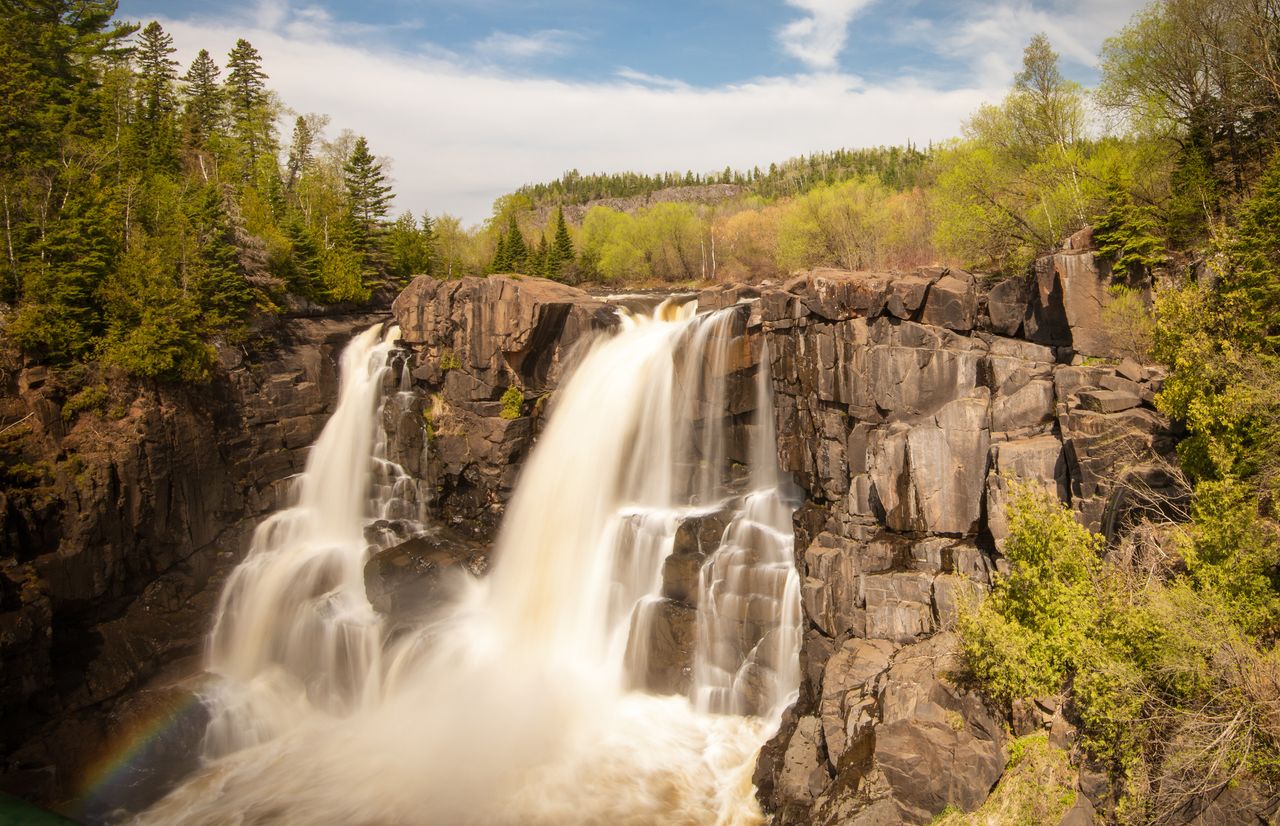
[70,688,210,823]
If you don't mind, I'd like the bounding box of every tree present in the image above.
[342,135,392,254]
[502,212,527,272]
[544,206,574,280]
[285,115,314,191]
[181,49,222,151]
[225,38,272,170]
[133,21,178,168]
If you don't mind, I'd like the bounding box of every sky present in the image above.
[115,0,1150,225]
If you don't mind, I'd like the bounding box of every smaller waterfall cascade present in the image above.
[202,323,427,755]
[140,302,802,826]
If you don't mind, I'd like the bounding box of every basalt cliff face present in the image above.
[0,311,388,803]
[389,233,1176,824]
[1,231,1177,821]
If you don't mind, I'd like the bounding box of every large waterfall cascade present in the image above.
[138,300,802,825]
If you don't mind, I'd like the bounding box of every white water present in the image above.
[137,302,800,826]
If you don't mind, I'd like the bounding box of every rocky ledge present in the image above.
[390,230,1179,824]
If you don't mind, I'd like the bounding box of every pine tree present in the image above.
[491,230,511,272]
[8,187,115,362]
[547,206,574,279]
[134,21,178,167]
[1093,182,1165,280]
[225,38,270,169]
[343,136,392,255]
[527,235,547,278]
[283,216,324,298]
[187,186,256,335]
[504,213,527,273]
[181,49,222,150]
[285,116,314,191]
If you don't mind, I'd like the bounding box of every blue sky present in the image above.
[117,0,1148,224]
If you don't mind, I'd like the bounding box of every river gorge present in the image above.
[1,232,1192,824]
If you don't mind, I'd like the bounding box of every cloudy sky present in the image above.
[115,0,1148,225]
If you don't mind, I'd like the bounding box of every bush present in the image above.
[62,384,110,422]
[499,386,523,420]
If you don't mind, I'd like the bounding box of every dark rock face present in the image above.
[749,264,1174,823]
[392,275,618,537]
[0,311,388,804]
[389,263,1176,823]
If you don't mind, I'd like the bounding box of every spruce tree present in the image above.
[491,230,511,272]
[283,217,324,298]
[181,49,222,149]
[187,186,255,335]
[504,213,527,272]
[547,206,574,279]
[285,116,314,191]
[134,21,179,168]
[225,38,270,168]
[343,136,392,254]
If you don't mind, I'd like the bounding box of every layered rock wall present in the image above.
[0,311,387,801]
[391,236,1174,824]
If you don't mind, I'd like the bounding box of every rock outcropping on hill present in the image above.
[389,233,1174,824]
[0,311,388,802]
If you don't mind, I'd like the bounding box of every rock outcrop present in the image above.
[389,237,1174,823]
[392,275,617,536]
[0,311,388,803]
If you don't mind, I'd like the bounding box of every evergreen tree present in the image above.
[8,187,115,362]
[491,230,511,272]
[186,186,256,335]
[225,38,270,169]
[527,235,547,278]
[133,21,179,169]
[1093,182,1166,280]
[282,216,324,298]
[546,206,574,279]
[343,136,392,254]
[504,213,527,272]
[181,49,222,150]
[285,115,314,191]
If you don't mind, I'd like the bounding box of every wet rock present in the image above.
[628,599,696,696]
[363,529,487,619]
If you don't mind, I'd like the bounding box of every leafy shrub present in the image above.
[62,384,110,422]
[499,386,523,420]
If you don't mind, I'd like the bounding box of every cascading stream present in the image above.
[136,301,801,826]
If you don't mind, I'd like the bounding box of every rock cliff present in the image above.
[390,234,1174,824]
[0,311,387,803]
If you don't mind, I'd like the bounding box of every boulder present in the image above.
[873,633,1007,822]
[363,529,487,618]
[920,271,978,332]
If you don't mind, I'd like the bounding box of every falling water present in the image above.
[137,301,800,826]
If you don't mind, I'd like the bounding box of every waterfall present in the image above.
[137,302,801,826]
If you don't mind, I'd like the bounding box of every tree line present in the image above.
[0,1,438,381]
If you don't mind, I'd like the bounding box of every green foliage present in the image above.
[960,487,1280,812]
[1093,182,1166,278]
[499,385,523,420]
[62,383,109,422]
[1101,285,1155,362]
[960,488,1103,702]
[343,135,392,255]
[931,735,1077,826]
[438,349,460,371]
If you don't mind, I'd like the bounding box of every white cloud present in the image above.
[474,29,579,61]
[614,67,691,90]
[921,0,1147,87]
[158,7,1002,226]
[777,0,876,70]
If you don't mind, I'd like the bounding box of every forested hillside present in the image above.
[0,1,437,382]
